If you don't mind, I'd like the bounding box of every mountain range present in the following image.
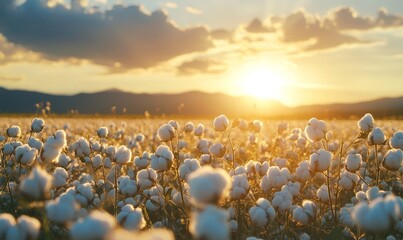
[0,87,402,118]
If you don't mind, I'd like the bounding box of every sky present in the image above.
[0,0,402,106]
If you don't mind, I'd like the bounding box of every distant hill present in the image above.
[0,87,402,118]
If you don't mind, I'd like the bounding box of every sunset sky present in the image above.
[0,0,402,106]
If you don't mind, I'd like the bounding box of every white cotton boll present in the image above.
[118,176,138,196]
[368,127,385,146]
[115,145,132,164]
[199,154,211,165]
[15,144,38,165]
[356,191,368,202]
[209,142,226,158]
[134,152,151,169]
[232,166,247,176]
[14,215,41,240]
[390,131,403,150]
[228,219,237,232]
[282,182,300,197]
[137,168,158,190]
[53,167,69,187]
[197,139,210,154]
[274,157,287,169]
[31,118,45,133]
[295,160,312,182]
[117,204,146,231]
[150,145,174,172]
[194,124,205,136]
[358,113,374,132]
[188,166,231,206]
[2,143,14,155]
[250,120,263,133]
[184,122,194,133]
[190,205,229,240]
[309,149,332,172]
[339,207,355,228]
[91,154,103,169]
[42,130,67,163]
[277,122,288,134]
[317,185,332,203]
[71,137,91,158]
[70,211,116,240]
[272,189,292,212]
[246,238,263,240]
[179,158,201,181]
[260,166,290,193]
[338,171,359,191]
[304,118,327,142]
[28,137,43,152]
[213,115,229,132]
[382,149,402,171]
[145,185,165,211]
[157,124,175,142]
[97,127,108,138]
[366,186,381,201]
[249,198,276,228]
[77,183,94,202]
[105,146,116,159]
[346,153,362,172]
[46,192,80,224]
[292,200,316,225]
[20,166,52,201]
[245,160,269,177]
[6,125,21,138]
[171,188,190,207]
[0,213,16,237]
[297,137,307,149]
[56,154,71,168]
[300,233,311,240]
[229,173,249,200]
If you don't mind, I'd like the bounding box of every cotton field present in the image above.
[0,115,402,240]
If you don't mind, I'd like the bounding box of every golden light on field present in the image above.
[236,62,286,100]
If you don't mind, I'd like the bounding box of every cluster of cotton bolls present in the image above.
[0,113,402,239]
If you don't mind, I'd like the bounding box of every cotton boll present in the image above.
[260,166,290,193]
[117,204,146,231]
[15,144,38,165]
[309,149,332,172]
[339,207,355,228]
[150,145,174,172]
[184,122,194,133]
[229,173,249,200]
[0,213,16,237]
[76,183,94,205]
[42,130,67,163]
[145,185,165,211]
[346,153,362,172]
[31,118,45,133]
[356,191,368,202]
[250,120,263,133]
[300,233,311,240]
[157,124,175,142]
[118,176,138,196]
[134,152,151,169]
[70,210,116,240]
[97,127,109,138]
[91,154,103,169]
[197,139,210,154]
[273,157,287,169]
[194,124,205,137]
[13,215,41,240]
[137,168,158,190]
[209,142,226,158]
[293,201,316,225]
[277,122,288,134]
[179,158,201,181]
[71,137,91,158]
[358,113,374,132]
[188,166,231,206]
[295,160,312,182]
[382,149,402,171]
[53,167,69,187]
[282,182,300,197]
[6,125,21,138]
[56,154,71,168]
[304,118,327,142]
[366,186,381,201]
[272,189,293,212]
[28,138,43,152]
[338,171,359,191]
[2,143,14,155]
[46,192,80,224]
[190,205,229,240]
[171,187,190,207]
[317,185,332,203]
[390,131,403,150]
[249,198,276,227]
[20,166,52,201]
[213,115,229,132]
[368,127,385,146]
[105,146,116,159]
[199,154,211,165]
[115,145,132,164]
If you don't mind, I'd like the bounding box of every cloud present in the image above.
[211,29,233,41]
[0,75,24,81]
[245,18,273,33]
[186,6,202,15]
[0,34,40,64]
[0,0,212,70]
[177,58,226,75]
[329,7,373,30]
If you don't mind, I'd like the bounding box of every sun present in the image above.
[237,64,286,100]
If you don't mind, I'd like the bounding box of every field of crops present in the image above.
[0,115,402,240]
